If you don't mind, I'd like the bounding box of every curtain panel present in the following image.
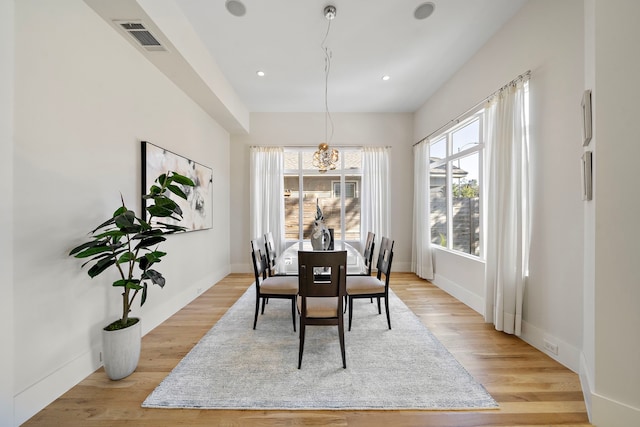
[249,146,285,254]
[360,147,391,255]
[484,77,530,336]
[412,141,434,280]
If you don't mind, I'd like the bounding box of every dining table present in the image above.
[273,241,368,276]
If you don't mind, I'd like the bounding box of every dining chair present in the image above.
[345,236,394,331]
[297,250,347,369]
[250,239,298,331]
[344,231,375,311]
[264,231,292,277]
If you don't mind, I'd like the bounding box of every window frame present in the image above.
[284,147,362,244]
[429,110,485,259]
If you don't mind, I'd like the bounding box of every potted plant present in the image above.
[69,171,195,380]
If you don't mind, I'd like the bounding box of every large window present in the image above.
[429,112,484,257]
[284,148,362,243]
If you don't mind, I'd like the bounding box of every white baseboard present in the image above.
[14,347,101,426]
[432,274,484,314]
[519,320,580,373]
[592,390,640,427]
[13,268,229,426]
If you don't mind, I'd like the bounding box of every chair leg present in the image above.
[261,297,267,315]
[298,322,306,369]
[291,297,296,332]
[339,317,346,369]
[384,295,391,329]
[377,296,382,314]
[348,296,354,331]
[253,295,260,329]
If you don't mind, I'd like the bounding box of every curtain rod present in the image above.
[250,145,392,149]
[413,70,531,147]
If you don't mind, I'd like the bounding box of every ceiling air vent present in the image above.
[116,21,166,52]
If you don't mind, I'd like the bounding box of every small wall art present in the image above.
[582,89,592,146]
[582,150,593,201]
[141,141,213,231]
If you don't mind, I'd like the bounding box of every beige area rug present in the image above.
[142,284,498,410]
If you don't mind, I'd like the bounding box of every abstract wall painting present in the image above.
[141,141,213,231]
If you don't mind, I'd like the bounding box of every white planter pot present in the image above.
[101,318,141,380]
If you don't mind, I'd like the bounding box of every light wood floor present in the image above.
[24,273,591,427]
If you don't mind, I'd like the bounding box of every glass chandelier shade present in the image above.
[312,142,339,173]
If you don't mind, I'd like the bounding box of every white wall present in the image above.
[230,112,414,273]
[414,0,585,371]
[12,0,231,424]
[590,1,640,425]
[1,1,15,426]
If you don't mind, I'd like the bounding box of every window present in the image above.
[429,112,483,257]
[332,181,358,198]
[284,148,362,243]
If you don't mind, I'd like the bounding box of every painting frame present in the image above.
[582,89,592,146]
[141,141,213,231]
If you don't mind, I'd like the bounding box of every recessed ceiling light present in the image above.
[256,70,265,77]
[225,0,246,17]
[382,75,390,81]
[414,2,435,20]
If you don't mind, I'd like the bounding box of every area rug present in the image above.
[142,284,498,410]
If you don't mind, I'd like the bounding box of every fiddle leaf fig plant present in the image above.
[69,171,195,330]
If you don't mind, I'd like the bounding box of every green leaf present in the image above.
[157,222,188,233]
[145,250,166,264]
[155,196,178,207]
[170,173,196,187]
[157,173,167,187]
[87,258,116,278]
[143,269,165,288]
[147,205,175,218]
[91,217,116,234]
[138,256,149,271]
[141,282,148,306]
[93,230,125,240]
[74,245,112,259]
[69,239,106,256]
[117,252,135,264]
[114,210,136,228]
[167,184,188,200]
[113,206,127,217]
[134,235,166,250]
[150,185,162,195]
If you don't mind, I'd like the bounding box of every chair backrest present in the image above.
[298,251,347,298]
[250,239,268,282]
[263,231,277,275]
[363,232,376,275]
[375,237,395,282]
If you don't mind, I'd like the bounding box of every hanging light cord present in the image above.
[321,18,334,145]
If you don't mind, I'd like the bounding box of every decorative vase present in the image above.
[311,227,331,250]
[101,318,141,380]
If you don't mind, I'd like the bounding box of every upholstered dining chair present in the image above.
[264,231,292,277]
[344,231,375,311]
[250,239,298,331]
[297,250,347,369]
[345,236,395,331]
[356,231,376,277]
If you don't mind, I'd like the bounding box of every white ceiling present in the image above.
[173,0,527,113]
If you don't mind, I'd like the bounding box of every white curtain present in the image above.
[484,77,530,336]
[249,146,285,254]
[411,141,434,280]
[360,147,391,253]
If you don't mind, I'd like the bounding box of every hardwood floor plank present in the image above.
[22,272,592,427]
